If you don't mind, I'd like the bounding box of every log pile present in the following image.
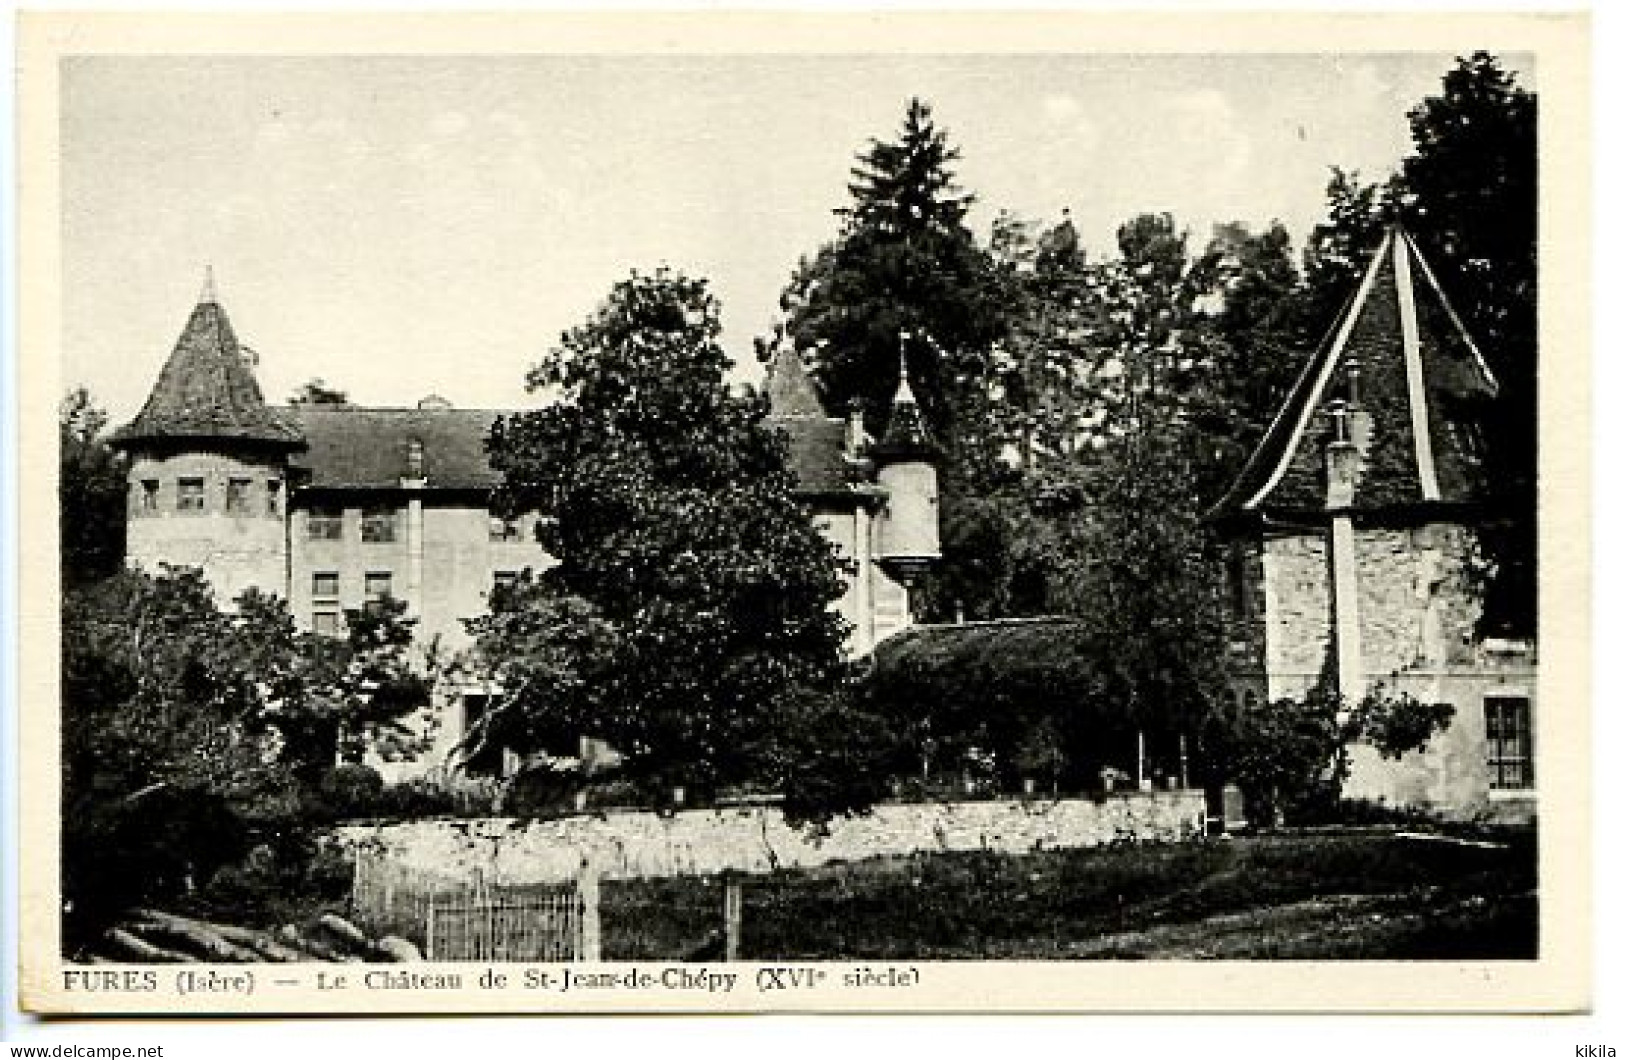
[82,909,423,963]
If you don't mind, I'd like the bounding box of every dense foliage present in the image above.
[59,388,128,586]
[61,567,436,942]
[479,269,869,822]
[1205,686,1455,825]
[287,378,351,405]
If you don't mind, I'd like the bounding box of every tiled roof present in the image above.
[763,343,867,500]
[111,295,305,450]
[1210,227,1500,521]
[763,344,827,419]
[771,415,853,496]
[288,402,863,501]
[285,406,506,490]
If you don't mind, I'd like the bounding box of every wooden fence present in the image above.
[351,847,600,961]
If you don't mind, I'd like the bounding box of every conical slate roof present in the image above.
[111,279,304,450]
[871,355,938,462]
[1211,226,1499,520]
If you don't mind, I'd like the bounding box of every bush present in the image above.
[1207,685,1455,827]
[311,763,386,820]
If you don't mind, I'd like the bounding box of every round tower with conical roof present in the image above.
[870,335,941,593]
[110,273,306,606]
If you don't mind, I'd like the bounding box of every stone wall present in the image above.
[337,790,1208,885]
[1240,520,1536,821]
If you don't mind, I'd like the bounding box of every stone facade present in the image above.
[1237,521,1537,820]
[124,446,291,608]
[114,286,941,781]
[338,790,1209,884]
[1211,228,1535,822]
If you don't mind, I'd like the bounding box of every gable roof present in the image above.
[111,286,305,450]
[285,406,506,490]
[1210,226,1500,521]
[762,344,865,499]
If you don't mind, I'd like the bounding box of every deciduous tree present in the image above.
[481,269,868,821]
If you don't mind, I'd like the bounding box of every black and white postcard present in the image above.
[13,9,1591,1015]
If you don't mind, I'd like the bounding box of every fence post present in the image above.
[577,856,601,962]
[425,895,437,961]
[723,874,743,962]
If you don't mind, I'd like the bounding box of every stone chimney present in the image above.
[845,398,867,459]
[1325,399,1362,510]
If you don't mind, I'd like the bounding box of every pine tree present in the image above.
[779,98,1009,471]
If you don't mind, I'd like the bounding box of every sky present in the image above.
[61,51,1533,424]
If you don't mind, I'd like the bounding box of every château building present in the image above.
[1210,226,1536,822]
[110,277,939,777]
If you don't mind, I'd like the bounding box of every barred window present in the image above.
[308,507,343,540]
[361,506,398,543]
[1485,696,1534,791]
[177,478,205,512]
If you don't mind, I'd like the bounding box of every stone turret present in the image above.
[870,338,941,591]
[110,272,305,605]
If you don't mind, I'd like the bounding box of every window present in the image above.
[1485,696,1534,790]
[364,571,393,616]
[311,571,340,600]
[266,479,282,517]
[308,506,343,540]
[139,480,159,514]
[489,514,521,543]
[492,570,519,595]
[361,506,397,543]
[177,477,205,512]
[365,570,393,602]
[226,478,251,515]
[312,610,343,637]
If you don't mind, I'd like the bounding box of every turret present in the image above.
[109,271,305,605]
[870,336,941,590]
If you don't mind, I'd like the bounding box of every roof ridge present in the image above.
[1210,224,1500,522]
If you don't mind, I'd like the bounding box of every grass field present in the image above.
[601,828,1537,960]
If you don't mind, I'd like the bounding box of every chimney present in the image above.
[406,439,425,481]
[1324,399,1360,509]
[845,398,867,459]
[1345,358,1374,455]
